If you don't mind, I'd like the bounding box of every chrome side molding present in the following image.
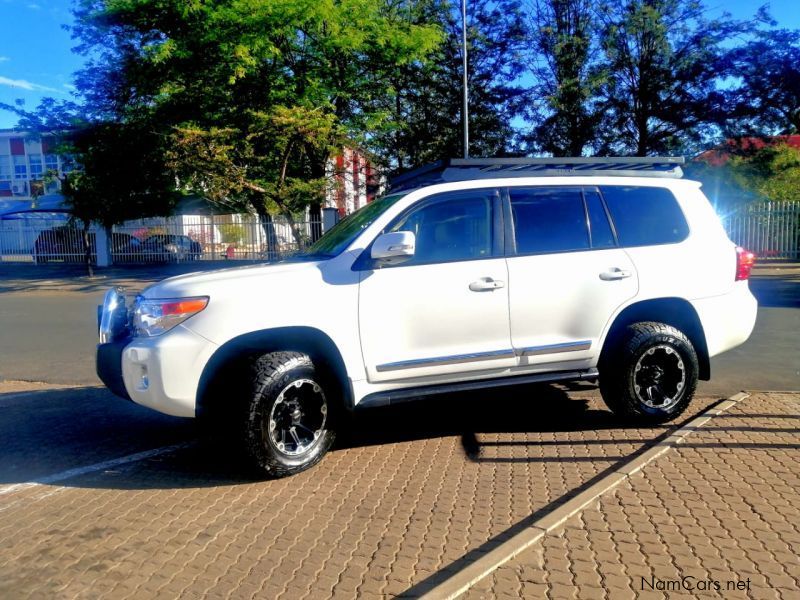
[375,340,591,372]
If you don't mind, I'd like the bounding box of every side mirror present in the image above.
[371,231,416,263]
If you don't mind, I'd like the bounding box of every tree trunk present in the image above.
[253,205,279,261]
[82,224,94,278]
[281,210,305,250]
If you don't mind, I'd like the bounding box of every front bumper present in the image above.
[97,288,218,419]
[96,325,218,419]
[97,338,132,401]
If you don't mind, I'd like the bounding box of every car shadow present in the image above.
[1,384,795,492]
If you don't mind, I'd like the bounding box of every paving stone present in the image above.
[476,393,800,600]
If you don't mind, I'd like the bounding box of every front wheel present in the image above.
[600,322,699,424]
[244,351,336,477]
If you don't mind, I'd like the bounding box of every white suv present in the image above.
[97,158,758,477]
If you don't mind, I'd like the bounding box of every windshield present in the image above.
[299,193,407,258]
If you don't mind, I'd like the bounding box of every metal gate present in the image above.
[0,218,94,264]
[723,201,800,260]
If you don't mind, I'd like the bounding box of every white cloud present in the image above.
[27,3,41,10]
[0,57,9,63]
[0,75,62,94]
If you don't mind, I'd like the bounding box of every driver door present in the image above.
[358,189,514,383]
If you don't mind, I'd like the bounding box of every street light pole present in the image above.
[461,0,469,159]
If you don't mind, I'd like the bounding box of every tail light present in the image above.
[735,246,756,281]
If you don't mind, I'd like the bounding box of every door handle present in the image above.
[469,277,505,292]
[599,268,633,281]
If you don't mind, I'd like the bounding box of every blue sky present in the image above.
[1,0,799,129]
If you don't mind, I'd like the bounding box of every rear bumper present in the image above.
[691,282,758,358]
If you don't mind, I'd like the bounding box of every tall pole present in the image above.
[461,0,469,159]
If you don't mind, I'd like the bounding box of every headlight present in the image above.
[132,296,209,337]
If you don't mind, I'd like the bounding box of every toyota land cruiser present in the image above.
[97,157,758,477]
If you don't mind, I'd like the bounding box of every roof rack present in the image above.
[390,156,685,191]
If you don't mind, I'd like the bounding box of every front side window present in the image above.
[510,187,589,254]
[389,190,494,265]
[600,186,689,247]
[301,192,407,259]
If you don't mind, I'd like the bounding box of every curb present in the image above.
[418,392,750,600]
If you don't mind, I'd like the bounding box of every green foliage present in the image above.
[70,0,442,225]
[370,0,527,170]
[725,29,800,135]
[218,223,245,244]
[689,143,800,207]
[728,144,800,202]
[60,122,181,228]
[596,0,756,155]
[527,0,603,156]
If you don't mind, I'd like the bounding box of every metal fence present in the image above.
[112,215,322,263]
[0,217,87,264]
[722,201,800,260]
[4,201,799,264]
[0,214,323,264]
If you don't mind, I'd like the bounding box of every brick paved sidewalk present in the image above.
[465,392,800,600]
[0,383,725,599]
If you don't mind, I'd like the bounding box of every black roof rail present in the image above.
[390,156,686,191]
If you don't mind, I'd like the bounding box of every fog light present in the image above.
[139,368,149,391]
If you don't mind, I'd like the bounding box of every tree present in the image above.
[70,0,442,242]
[525,0,604,156]
[370,0,527,171]
[725,28,800,135]
[596,0,753,155]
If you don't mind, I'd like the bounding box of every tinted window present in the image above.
[390,191,493,264]
[584,189,616,249]
[303,192,407,258]
[510,188,589,254]
[600,186,689,247]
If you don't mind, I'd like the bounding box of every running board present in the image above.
[356,368,599,409]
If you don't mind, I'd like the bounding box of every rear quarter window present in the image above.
[600,186,689,247]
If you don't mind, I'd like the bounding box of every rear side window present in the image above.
[510,188,589,254]
[600,186,689,247]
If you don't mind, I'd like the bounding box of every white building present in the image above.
[0,130,72,203]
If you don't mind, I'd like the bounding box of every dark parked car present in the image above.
[140,234,202,262]
[33,228,141,264]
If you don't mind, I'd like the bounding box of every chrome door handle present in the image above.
[469,277,505,292]
[599,268,633,281]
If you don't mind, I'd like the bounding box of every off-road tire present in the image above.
[244,351,336,478]
[599,322,699,424]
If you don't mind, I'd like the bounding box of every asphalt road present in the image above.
[0,272,797,393]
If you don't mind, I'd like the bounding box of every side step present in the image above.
[356,368,599,409]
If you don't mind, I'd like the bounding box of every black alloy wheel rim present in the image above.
[633,344,686,410]
[266,379,327,457]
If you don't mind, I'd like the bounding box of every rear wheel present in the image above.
[243,351,336,477]
[600,322,698,423]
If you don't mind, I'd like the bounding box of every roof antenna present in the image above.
[461,0,469,159]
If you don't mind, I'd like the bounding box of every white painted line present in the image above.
[0,442,191,498]
[419,392,750,600]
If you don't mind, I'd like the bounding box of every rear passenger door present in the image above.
[505,186,638,371]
